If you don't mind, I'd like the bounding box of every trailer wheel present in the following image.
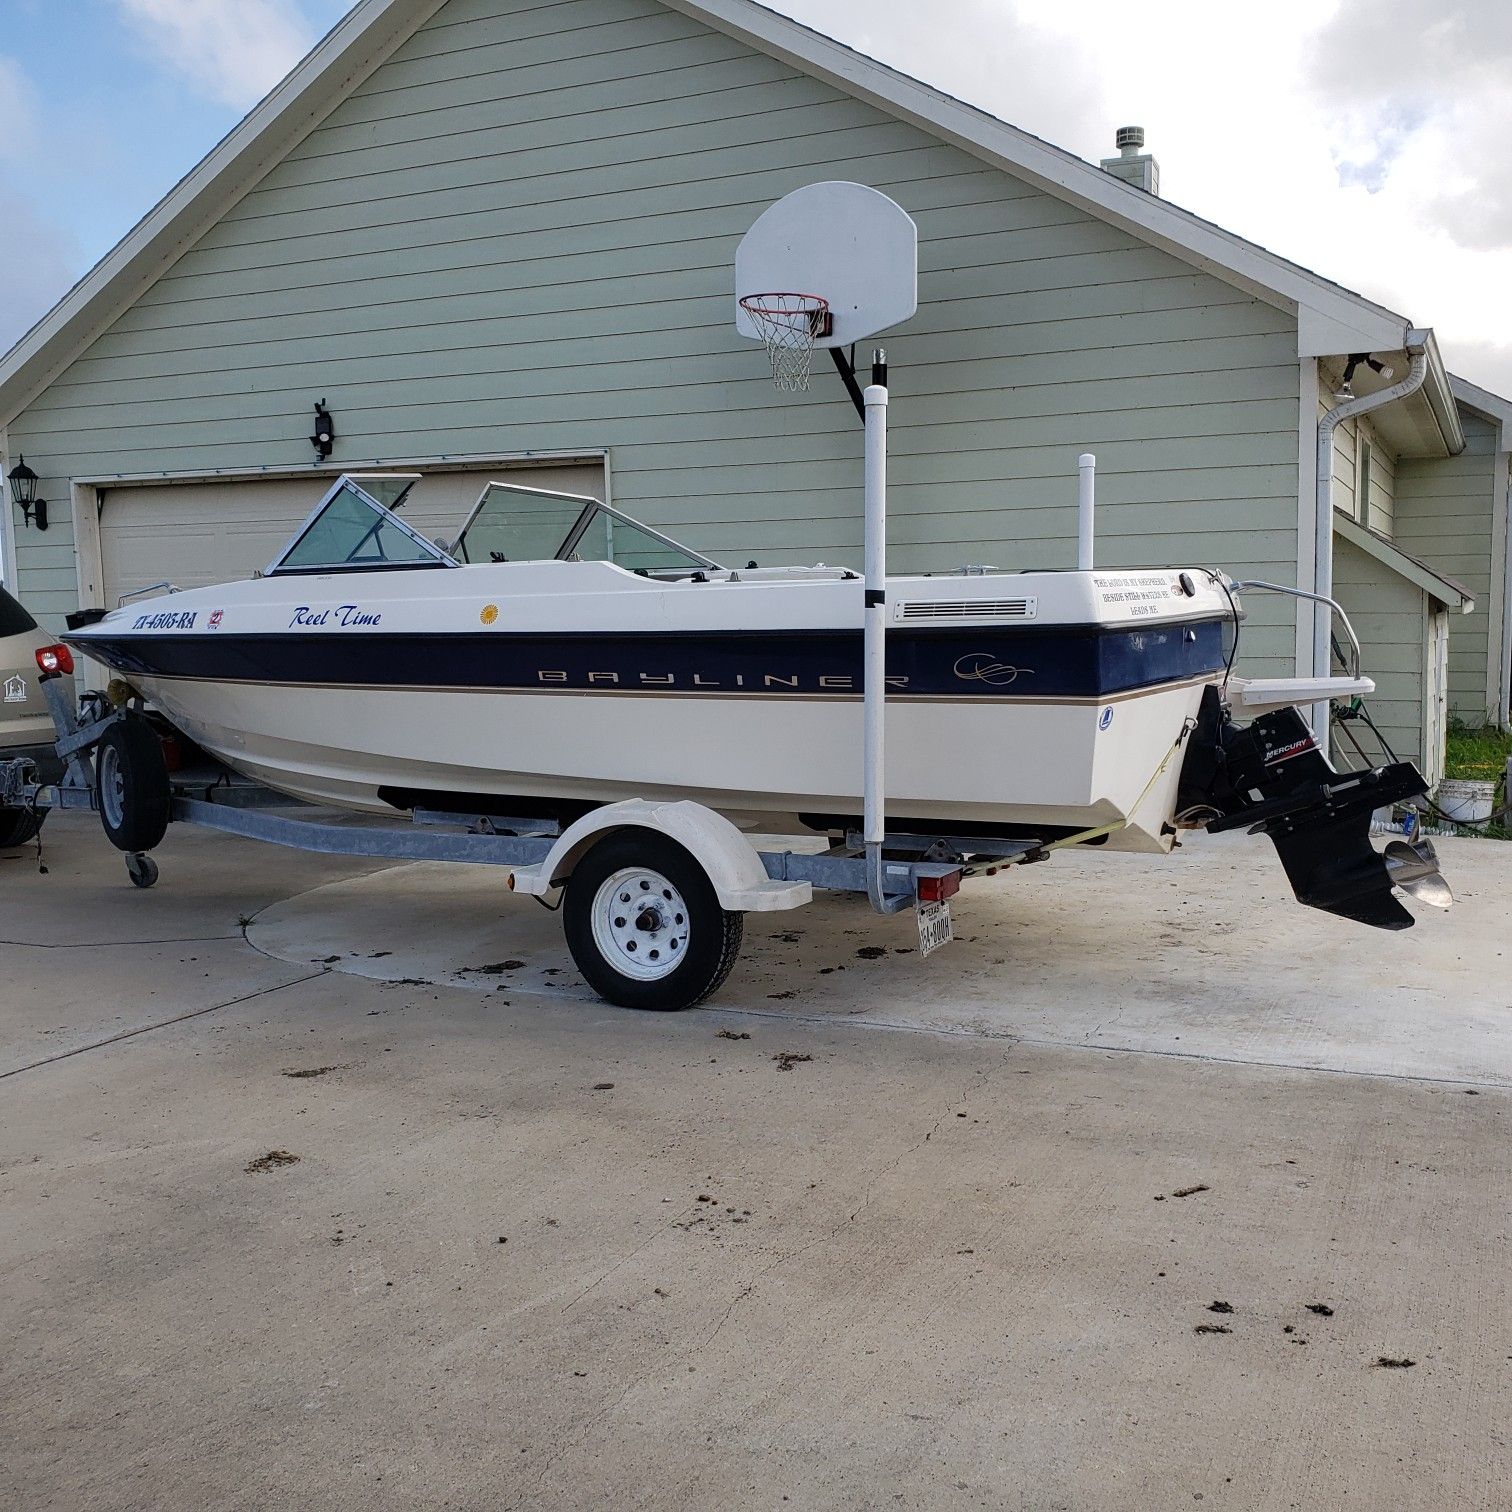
[563,831,743,1010]
[0,807,44,848]
[96,718,170,854]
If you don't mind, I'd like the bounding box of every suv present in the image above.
[1,582,71,846]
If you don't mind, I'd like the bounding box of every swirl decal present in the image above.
[953,653,1033,686]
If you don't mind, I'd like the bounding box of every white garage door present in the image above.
[99,461,605,607]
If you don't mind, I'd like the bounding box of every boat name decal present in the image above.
[953,653,1032,686]
[208,610,224,630]
[289,604,383,629]
[133,611,197,631]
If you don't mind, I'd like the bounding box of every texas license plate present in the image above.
[917,900,954,957]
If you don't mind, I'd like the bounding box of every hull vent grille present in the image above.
[897,597,1037,621]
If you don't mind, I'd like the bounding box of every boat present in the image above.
[64,472,1447,931]
[69,473,1234,843]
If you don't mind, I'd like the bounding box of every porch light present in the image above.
[310,400,336,462]
[6,455,47,531]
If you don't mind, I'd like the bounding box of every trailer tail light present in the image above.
[916,869,961,903]
[36,644,74,677]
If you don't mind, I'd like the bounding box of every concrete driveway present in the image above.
[3,815,1509,1511]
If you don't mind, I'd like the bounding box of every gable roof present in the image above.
[0,0,1425,425]
[1450,374,1512,438]
[1334,510,1475,611]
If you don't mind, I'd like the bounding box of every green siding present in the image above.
[11,0,1302,674]
[1318,379,1395,536]
[1332,535,1426,770]
[1396,411,1502,720]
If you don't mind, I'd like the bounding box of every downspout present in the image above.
[1311,342,1429,736]
[1501,466,1512,728]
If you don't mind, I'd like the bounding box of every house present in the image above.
[2,0,1508,780]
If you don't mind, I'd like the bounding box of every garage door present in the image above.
[99,462,605,607]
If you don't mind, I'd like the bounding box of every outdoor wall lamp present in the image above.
[6,455,47,531]
[311,400,336,461]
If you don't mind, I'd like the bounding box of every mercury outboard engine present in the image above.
[1177,686,1451,930]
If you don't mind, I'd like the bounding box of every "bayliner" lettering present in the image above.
[289,604,384,628]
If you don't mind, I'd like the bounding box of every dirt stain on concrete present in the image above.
[244,1150,300,1174]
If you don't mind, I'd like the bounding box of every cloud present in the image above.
[0,54,39,162]
[0,189,82,357]
[116,0,317,111]
[1309,0,1512,250]
[770,0,1512,397]
[773,0,1114,159]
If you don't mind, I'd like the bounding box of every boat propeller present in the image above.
[1382,838,1453,910]
[1176,688,1453,930]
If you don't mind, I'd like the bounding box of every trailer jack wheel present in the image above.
[563,831,743,1010]
[125,852,160,889]
[0,807,45,849]
[96,717,171,854]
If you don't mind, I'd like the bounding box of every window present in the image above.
[455,483,722,575]
[267,476,455,575]
[455,484,591,565]
[1356,438,1373,528]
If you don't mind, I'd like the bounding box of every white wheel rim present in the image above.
[99,745,125,828]
[590,866,690,982]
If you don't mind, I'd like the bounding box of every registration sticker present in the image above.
[917,900,954,958]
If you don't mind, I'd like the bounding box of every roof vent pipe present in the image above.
[1100,127,1160,195]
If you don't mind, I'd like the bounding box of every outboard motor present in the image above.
[1177,686,1451,930]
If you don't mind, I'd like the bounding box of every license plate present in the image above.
[917,900,954,957]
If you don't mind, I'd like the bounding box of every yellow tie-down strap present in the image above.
[1044,720,1195,852]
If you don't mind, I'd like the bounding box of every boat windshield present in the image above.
[454,483,721,574]
[266,475,457,575]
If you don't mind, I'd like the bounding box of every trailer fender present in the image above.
[510,799,812,912]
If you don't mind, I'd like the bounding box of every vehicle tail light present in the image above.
[917,869,961,903]
[35,644,74,677]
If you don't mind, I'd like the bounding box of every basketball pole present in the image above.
[863,351,902,914]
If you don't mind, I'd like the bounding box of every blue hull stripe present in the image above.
[69,620,1229,700]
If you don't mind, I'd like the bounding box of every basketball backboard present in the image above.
[735,182,918,350]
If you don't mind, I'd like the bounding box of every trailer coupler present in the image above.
[1177,686,1450,930]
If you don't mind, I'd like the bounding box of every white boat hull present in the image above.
[118,673,1209,852]
[72,560,1234,853]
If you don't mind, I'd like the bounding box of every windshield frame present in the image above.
[454,482,723,571]
[264,474,458,577]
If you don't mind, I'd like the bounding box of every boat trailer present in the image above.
[3,632,1451,1008]
[0,647,1056,1010]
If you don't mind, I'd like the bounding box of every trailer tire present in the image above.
[563,831,743,1010]
[96,718,171,854]
[0,807,44,848]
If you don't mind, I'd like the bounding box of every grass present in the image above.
[1439,719,1510,839]
[1443,720,1512,783]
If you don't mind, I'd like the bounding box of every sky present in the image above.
[1,0,1510,396]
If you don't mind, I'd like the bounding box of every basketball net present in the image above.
[739,292,830,391]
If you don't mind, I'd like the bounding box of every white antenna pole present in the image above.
[863,355,891,913]
[1077,452,1096,571]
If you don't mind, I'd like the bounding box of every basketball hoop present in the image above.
[738,292,831,391]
